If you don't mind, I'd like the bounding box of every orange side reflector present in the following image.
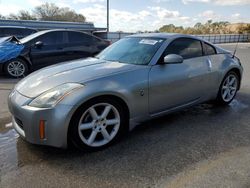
[39,120,45,139]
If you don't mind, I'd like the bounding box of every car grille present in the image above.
[14,117,24,130]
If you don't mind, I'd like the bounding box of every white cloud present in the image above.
[26,0,43,7]
[182,0,210,4]
[231,13,243,22]
[138,10,152,17]
[0,4,23,15]
[214,0,250,5]
[79,4,194,32]
[56,2,72,8]
[197,10,250,24]
[73,0,105,4]
[182,0,250,5]
[151,0,171,3]
[149,7,180,19]
[232,13,241,18]
[199,10,220,20]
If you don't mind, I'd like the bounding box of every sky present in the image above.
[0,0,250,32]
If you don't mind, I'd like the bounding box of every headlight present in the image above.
[29,83,83,108]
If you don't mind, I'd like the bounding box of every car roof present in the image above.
[128,32,217,45]
[127,33,182,39]
[127,33,210,42]
[29,29,92,36]
[20,29,102,43]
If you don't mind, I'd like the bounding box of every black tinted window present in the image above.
[37,32,64,45]
[165,38,203,59]
[22,28,36,36]
[3,28,18,35]
[204,42,216,55]
[68,32,94,44]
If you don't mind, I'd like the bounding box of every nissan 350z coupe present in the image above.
[8,33,243,150]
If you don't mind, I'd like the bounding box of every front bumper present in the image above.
[8,89,74,148]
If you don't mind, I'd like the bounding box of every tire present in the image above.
[69,97,128,151]
[4,58,29,78]
[216,71,239,105]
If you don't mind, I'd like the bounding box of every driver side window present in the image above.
[165,38,203,59]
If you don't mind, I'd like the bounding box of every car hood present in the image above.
[16,58,142,98]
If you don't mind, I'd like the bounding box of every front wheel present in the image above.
[216,71,239,105]
[69,98,127,150]
[4,58,28,78]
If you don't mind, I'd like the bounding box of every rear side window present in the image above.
[204,42,216,55]
[68,31,94,44]
[165,38,203,59]
[22,28,36,36]
[37,31,64,45]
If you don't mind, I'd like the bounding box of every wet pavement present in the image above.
[0,43,250,188]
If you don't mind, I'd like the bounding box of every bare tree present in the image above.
[57,7,86,22]
[1,3,86,22]
[33,3,60,21]
[0,14,6,19]
[18,10,36,20]
[33,3,86,22]
[8,14,19,20]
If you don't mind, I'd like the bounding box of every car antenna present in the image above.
[232,35,240,58]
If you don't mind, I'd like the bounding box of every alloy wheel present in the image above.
[78,103,120,147]
[221,74,238,102]
[7,61,25,77]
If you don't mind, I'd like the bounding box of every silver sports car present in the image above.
[8,33,243,150]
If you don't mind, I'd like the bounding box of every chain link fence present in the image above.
[95,32,250,44]
[195,34,250,44]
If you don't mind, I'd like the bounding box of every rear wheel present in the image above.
[4,58,28,78]
[216,71,239,105]
[69,98,127,151]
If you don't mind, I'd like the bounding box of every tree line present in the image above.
[159,20,250,34]
[0,3,86,22]
[0,4,249,34]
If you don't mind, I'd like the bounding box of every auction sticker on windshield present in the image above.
[139,39,159,45]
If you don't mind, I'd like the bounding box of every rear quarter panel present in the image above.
[209,53,243,98]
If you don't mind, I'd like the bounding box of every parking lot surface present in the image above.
[1,43,250,188]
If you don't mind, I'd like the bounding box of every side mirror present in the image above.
[35,41,43,48]
[163,54,183,64]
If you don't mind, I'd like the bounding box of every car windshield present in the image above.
[96,37,165,65]
[20,31,47,43]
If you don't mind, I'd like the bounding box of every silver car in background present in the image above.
[8,33,243,150]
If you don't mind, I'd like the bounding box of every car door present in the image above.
[149,38,212,115]
[63,31,95,60]
[30,31,67,69]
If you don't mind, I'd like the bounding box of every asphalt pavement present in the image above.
[0,43,250,188]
